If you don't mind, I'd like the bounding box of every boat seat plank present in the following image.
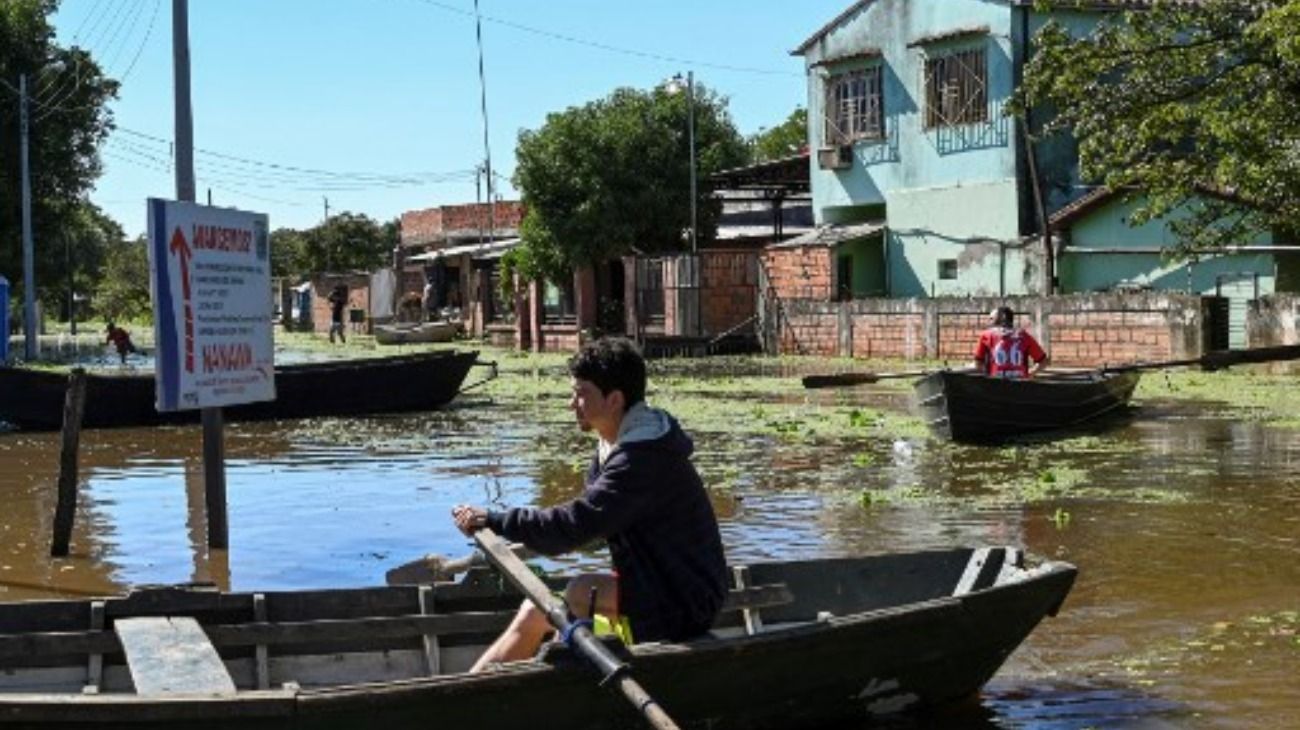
[113,617,236,696]
[83,601,105,695]
[732,566,764,635]
[719,583,793,614]
[953,547,1008,596]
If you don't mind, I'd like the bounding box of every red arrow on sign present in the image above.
[169,227,196,374]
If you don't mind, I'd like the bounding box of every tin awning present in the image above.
[407,238,521,263]
[767,221,885,249]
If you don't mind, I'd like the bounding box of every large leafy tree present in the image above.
[285,213,397,276]
[1,0,118,308]
[510,84,749,281]
[749,107,807,163]
[1019,0,1300,251]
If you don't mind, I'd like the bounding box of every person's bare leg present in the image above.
[469,599,552,673]
[468,573,618,673]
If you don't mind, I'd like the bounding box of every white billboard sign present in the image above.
[147,199,275,411]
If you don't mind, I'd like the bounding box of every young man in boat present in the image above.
[452,336,728,672]
[974,306,1049,379]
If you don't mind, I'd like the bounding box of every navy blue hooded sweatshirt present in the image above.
[485,404,727,642]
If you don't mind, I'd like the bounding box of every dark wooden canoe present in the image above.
[914,369,1141,443]
[0,547,1075,729]
[0,351,479,430]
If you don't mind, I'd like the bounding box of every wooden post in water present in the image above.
[51,368,88,557]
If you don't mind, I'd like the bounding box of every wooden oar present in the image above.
[1102,343,1300,374]
[385,543,533,585]
[801,370,931,389]
[473,527,681,730]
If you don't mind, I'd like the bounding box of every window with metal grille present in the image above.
[924,49,987,128]
[824,66,885,145]
[938,259,959,280]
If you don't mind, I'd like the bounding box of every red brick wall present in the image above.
[1048,310,1173,366]
[851,313,926,359]
[762,247,833,300]
[440,201,525,234]
[310,274,372,335]
[769,294,1208,366]
[400,209,443,247]
[701,250,758,335]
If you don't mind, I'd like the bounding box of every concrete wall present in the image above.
[1247,295,1300,347]
[771,292,1212,367]
[1060,196,1277,295]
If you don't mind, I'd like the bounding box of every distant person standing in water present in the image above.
[104,322,139,365]
[327,284,348,344]
[973,306,1048,379]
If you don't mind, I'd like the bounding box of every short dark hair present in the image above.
[567,337,646,408]
[992,306,1015,328]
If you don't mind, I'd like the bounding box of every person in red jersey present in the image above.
[104,322,140,365]
[973,306,1048,379]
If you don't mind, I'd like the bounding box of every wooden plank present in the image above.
[418,585,440,675]
[252,594,269,690]
[953,548,999,596]
[83,600,104,695]
[719,583,793,614]
[50,368,88,557]
[114,617,236,696]
[733,566,764,636]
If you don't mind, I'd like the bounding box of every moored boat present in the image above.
[0,547,1075,729]
[915,369,1141,443]
[373,321,459,346]
[0,350,479,430]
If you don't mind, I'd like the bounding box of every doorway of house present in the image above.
[1216,272,1260,349]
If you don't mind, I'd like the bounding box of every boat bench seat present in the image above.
[952,547,1022,596]
[113,617,237,696]
[716,567,794,636]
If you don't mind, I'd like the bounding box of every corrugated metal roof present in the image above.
[767,221,885,249]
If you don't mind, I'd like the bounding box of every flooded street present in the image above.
[0,355,1297,728]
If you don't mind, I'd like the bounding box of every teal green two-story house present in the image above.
[793,0,1292,317]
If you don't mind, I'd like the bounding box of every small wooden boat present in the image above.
[374,321,459,346]
[0,547,1075,729]
[915,369,1141,443]
[0,351,479,430]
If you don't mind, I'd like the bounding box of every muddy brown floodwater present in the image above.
[0,358,1296,728]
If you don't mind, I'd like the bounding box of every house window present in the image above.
[924,48,987,128]
[938,259,959,280]
[824,66,885,145]
[543,277,576,325]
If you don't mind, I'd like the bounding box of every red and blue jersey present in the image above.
[975,327,1046,379]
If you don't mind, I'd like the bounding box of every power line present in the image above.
[401,0,800,77]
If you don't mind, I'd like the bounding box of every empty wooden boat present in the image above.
[0,547,1075,729]
[0,350,479,430]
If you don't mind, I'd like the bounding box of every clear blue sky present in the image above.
[49,0,848,236]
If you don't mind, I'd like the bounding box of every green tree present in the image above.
[270,227,308,278]
[1,0,118,305]
[510,84,749,281]
[1018,0,1300,251]
[749,107,807,163]
[94,236,151,324]
[301,212,396,274]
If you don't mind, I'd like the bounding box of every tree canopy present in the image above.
[749,107,807,163]
[509,84,749,281]
[1,0,118,306]
[1019,0,1300,251]
[270,213,398,278]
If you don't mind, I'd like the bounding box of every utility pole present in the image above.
[687,71,697,256]
[473,0,496,243]
[20,74,37,361]
[173,0,228,550]
[65,231,76,337]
